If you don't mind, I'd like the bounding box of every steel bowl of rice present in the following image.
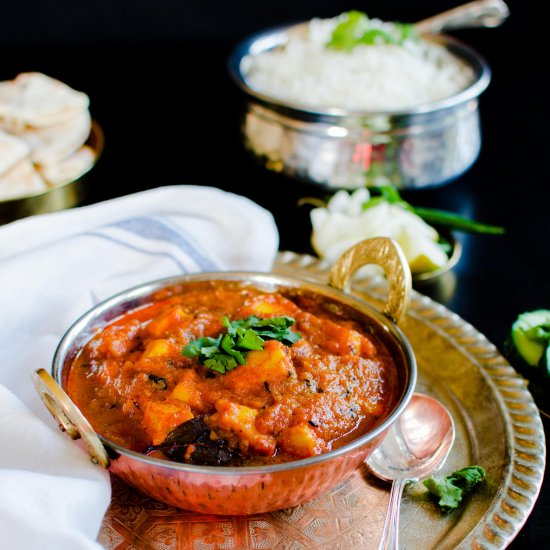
[228,11,491,190]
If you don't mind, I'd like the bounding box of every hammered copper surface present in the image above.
[97,252,545,549]
[107,442,378,516]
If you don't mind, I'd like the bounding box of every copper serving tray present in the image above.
[98,251,545,549]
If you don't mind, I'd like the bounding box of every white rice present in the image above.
[243,17,475,111]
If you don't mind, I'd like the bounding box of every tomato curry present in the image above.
[67,281,400,466]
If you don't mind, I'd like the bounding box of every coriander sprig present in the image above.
[182,315,301,374]
[423,465,486,513]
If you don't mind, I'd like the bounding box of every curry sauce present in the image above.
[67,282,399,466]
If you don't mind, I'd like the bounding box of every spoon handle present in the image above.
[415,0,510,34]
[378,478,408,550]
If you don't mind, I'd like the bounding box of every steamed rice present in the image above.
[243,17,475,111]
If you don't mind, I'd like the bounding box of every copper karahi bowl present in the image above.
[33,238,417,515]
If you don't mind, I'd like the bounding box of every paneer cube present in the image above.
[171,369,205,412]
[223,340,295,396]
[245,340,291,374]
[146,305,191,338]
[239,294,300,318]
[94,321,139,359]
[298,313,371,356]
[94,359,121,386]
[142,338,177,359]
[278,424,325,458]
[141,401,194,445]
[213,399,276,456]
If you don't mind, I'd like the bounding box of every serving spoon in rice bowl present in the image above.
[367,393,455,550]
[415,0,509,34]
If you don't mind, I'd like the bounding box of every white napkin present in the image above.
[0,185,279,549]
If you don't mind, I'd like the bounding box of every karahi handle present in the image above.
[329,237,412,325]
[32,368,110,468]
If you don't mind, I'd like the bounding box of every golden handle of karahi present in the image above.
[328,237,412,325]
[32,368,110,468]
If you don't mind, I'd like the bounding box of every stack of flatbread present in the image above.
[0,73,95,201]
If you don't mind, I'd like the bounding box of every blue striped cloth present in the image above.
[0,185,278,549]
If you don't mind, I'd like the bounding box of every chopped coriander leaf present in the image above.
[250,316,302,344]
[226,315,301,346]
[327,11,418,52]
[183,315,302,374]
[220,334,246,364]
[423,476,463,512]
[424,465,486,513]
[358,28,397,46]
[239,328,265,350]
[204,355,238,374]
[326,10,371,52]
[450,465,486,492]
[182,336,221,358]
[399,23,416,42]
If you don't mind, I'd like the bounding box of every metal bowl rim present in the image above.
[228,22,491,119]
[52,270,417,476]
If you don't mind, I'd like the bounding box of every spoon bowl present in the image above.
[367,393,455,550]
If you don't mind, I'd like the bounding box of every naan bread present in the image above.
[37,145,96,186]
[1,79,29,133]
[0,130,31,176]
[0,158,48,201]
[5,72,89,128]
[0,72,94,201]
[0,81,17,112]
[17,110,91,165]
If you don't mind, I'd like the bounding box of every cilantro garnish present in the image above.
[423,465,486,513]
[182,315,301,374]
[228,315,302,346]
[326,11,418,52]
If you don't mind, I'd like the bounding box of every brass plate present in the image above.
[98,251,545,549]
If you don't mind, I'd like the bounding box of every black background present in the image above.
[1,1,548,547]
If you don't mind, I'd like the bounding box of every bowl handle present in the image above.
[31,368,110,468]
[328,237,412,325]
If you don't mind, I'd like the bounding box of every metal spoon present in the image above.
[367,393,455,550]
[415,0,510,35]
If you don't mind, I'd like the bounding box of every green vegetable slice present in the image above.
[506,310,550,369]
